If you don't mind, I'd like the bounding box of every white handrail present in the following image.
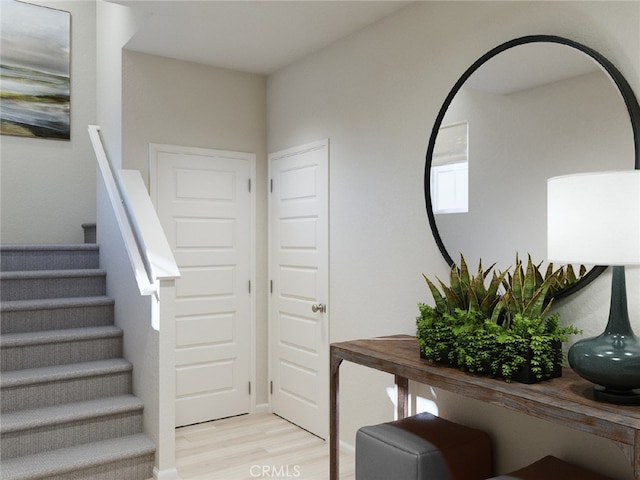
[120,170,180,280]
[88,125,180,297]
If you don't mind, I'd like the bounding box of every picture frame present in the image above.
[0,0,71,140]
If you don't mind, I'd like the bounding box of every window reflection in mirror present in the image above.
[431,121,469,214]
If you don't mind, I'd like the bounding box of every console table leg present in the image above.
[395,375,409,419]
[613,437,639,480]
[330,354,343,480]
[634,431,639,480]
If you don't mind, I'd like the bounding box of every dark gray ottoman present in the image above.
[487,456,613,480]
[355,412,493,480]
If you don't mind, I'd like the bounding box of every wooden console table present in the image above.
[330,335,640,480]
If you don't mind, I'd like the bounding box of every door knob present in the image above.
[312,303,326,313]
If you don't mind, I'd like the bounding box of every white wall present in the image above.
[95,172,162,472]
[267,1,640,477]
[95,0,149,169]
[1,0,96,244]
[120,51,269,405]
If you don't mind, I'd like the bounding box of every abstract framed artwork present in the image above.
[1,0,71,140]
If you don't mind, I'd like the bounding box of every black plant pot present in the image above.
[419,342,562,384]
[510,342,563,384]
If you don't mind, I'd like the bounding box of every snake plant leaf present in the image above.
[473,259,487,300]
[552,264,568,294]
[495,268,509,289]
[522,274,556,318]
[511,261,524,306]
[480,297,498,319]
[579,264,587,277]
[423,274,447,314]
[544,262,559,293]
[439,278,462,313]
[545,262,554,281]
[421,254,582,333]
[488,269,508,298]
[502,271,512,290]
[468,287,481,313]
[540,298,553,319]
[449,257,470,309]
[471,273,486,306]
[523,255,537,304]
[449,264,464,308]
[490,303,501,323]
[491,294,511,326]
[480,270,506,318]
[565,264,577,284]
[481,261,496,279]
[533,258,545,289]
[458,255,471,288]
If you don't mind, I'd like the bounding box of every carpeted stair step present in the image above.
[0,433,155,480]
[0,243,155,479]
[82,223,97,244]
[0,244,99,272]
[0,326,123,371]
[0,296,115,334]
[1,359,132,413]
[0,269,107,301]
[0,394,144,459]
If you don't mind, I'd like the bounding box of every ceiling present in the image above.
[109,0,412,75]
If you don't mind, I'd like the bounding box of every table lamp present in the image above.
[547,170,640,404]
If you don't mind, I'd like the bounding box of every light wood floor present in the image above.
[175,412,355,480]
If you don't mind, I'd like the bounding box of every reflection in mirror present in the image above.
[428,40,635,281]
[431,122,468,214]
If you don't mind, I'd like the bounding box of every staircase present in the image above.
[0,244,155,480]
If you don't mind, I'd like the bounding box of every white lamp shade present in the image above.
[547,170,640,265]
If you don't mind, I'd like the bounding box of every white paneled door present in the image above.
[269,140,329,439]
[151,144,255,427]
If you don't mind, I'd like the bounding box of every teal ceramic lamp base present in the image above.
[568,266,640,405]
[593,386,640,404]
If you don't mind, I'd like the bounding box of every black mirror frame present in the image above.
[424,34,640,300]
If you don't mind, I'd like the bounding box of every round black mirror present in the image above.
[425,35,640,299]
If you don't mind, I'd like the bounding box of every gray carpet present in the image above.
[0,245,155,480]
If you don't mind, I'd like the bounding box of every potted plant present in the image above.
[416,255,582,383]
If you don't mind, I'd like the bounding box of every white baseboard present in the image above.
[153,466,179,480]
[254,403,270,413]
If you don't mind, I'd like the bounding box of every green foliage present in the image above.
[492,254,555,327]
[423,256,507,319]
[493,255,587,327]
[547,263,588,297]
[416,304,457,363]
[494,313,580,380]
[451,316,502,374]
[416,254,583,382]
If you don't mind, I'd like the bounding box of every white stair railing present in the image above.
[89,124,179,478]
[88,125,180,319]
